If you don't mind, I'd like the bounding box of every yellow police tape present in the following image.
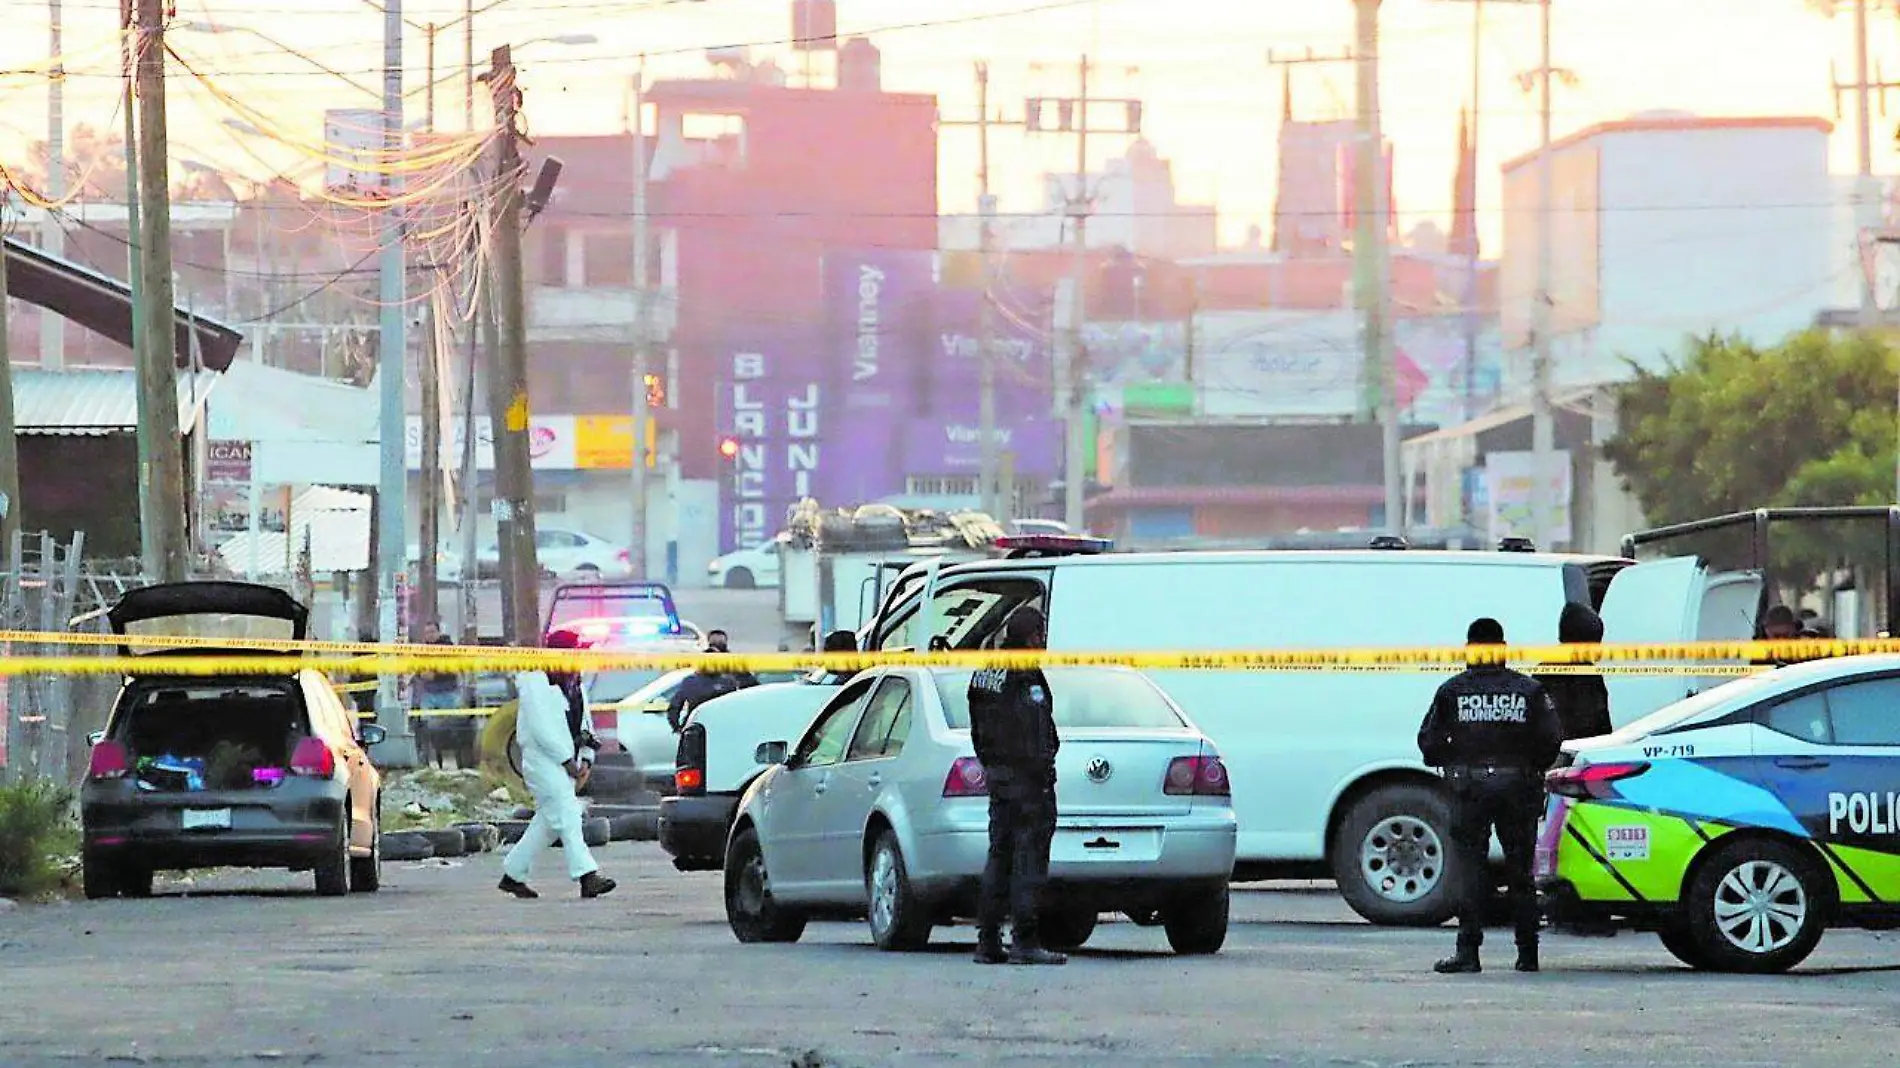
[0,632,1873,678]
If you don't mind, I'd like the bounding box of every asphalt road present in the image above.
[6,844,1900,1068]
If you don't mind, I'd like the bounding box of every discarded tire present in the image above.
[382,831,436,862]
[511,806,536,821]
[582,817,611,848]
[583,766,643,800]
[607,813,656,842]
[497,820,529,846]
[455,823,501,853]
[421,829,468,858]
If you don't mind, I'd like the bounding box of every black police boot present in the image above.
[974,929,1008,965]
[497,875,538,899]
[1433,951,1481,975]
[1515,944,1539,973]
[578,872,618,899]
[1009,944,1068,967]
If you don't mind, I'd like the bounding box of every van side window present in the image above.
[875,578,1048,651]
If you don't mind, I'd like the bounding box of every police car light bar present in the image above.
[992,534,1116,559]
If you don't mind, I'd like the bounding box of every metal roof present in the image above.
[14,368,220,437]
[5,236,244,371]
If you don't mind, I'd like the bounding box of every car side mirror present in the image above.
[86,730,105,747]
[359,724,389,747]
[755,740,789,766]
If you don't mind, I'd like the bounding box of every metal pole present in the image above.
[1463,0,1481,422]
[1529,0,1556,546]
[1354,0,1402,535]
[425,22,437,133]
[43,0,67,370]
[375,0,416,763]
[0,220,18,550]
[630,65,650,580]
[463,0,475,132]
[134,0,189,583]
[458,240,485,640]
[975,61,1000,522]
[1062,55,1091,532]
[418,291,441,633]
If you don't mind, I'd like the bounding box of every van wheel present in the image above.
[1684,838,1826,974]
[866,832,932,951]
[1330,783,1456,927]
[1039,907,1098,951]
[315,808,351,897]
[725,827,805,943]
[724,567,756,590]
[1163,883,1230,955]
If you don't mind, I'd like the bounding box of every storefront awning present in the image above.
[4,236,244,371]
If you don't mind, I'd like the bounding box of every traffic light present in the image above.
[717,435,740,461]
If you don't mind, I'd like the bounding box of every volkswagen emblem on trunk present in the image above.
[1085,757,1112,783]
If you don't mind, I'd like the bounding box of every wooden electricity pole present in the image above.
[483,44,541,645]
[0,238,18,548]
[134,0,189,582]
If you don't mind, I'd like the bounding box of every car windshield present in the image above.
[593,668,675,704]
[933,668,1186,730]
[1594,672,1782,744]
[121,612,297,649]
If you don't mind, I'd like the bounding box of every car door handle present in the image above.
[813,777,829,795]
[866,773,882,790]
[1775,756,1830,770]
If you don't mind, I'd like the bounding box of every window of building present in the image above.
[581,232,635,288]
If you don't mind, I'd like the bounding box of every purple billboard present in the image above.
[719,333,826,551]
[820,249,935,504]
[910,285,1059,478]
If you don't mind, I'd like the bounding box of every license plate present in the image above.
[182,808,232,831]
[1051,828,1161,864]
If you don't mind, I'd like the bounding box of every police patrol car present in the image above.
[1536,655,1900,973]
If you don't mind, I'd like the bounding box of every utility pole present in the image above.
[484,44,541,645]
[373,0,417,763]
[1828,0,1899,328]
[1025,55,1141,530]
[0,222,18,549]
[425,22,438,132]
[463,0,476,132]
[1352,0,1402,536]
[43,0,66,370]
[133,0,189,582]
[417,290,441,634]
[940,61,1025,520]
[1275,12,1403,534]
[1429,0,1490,420]
[629,63,651,580]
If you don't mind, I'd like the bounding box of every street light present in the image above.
[418,30,597,130]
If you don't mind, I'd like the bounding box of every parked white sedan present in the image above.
[724,666,1237,955]
[707,541,782,589]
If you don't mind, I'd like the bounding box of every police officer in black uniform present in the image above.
[1418,617,1563,974]
[967,606,1065,967]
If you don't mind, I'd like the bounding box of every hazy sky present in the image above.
[0,0,1874,246]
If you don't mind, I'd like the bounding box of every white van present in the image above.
[859,545,1762,926]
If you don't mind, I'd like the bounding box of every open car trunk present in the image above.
[114,682,310,792]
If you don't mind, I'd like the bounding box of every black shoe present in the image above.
[1009,946,1068,966]
[974,942,1008,965]
[1433,955,1481,974]
[1516,949,1540,973]
[578,872,617,899]
[498,875,539,899]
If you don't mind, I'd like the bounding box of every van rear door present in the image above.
[1597,556,1763,724]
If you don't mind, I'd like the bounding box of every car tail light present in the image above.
[942,757,988,798]
[289,737,337,778]
[88,739,131,781]
[675,724,707,797]
[1164,754,1230,797]
[616,550,631,564]
[1545,760,1648,800]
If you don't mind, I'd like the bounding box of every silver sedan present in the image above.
[723,666,1238,955]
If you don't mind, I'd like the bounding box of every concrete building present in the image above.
[939,139,1218,260]
[1497,112,1836,392]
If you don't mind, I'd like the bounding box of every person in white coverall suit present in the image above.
[497,670,617,899]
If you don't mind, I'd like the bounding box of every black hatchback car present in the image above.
[80,582,385,898]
